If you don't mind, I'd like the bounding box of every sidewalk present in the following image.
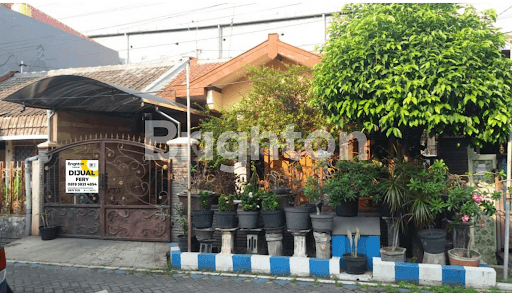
[4,236,169,269]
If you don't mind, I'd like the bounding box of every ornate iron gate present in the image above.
[43,137,171,241]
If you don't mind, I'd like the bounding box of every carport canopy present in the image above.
[2,75,195,115]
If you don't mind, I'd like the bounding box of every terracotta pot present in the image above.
[448,248,481,267]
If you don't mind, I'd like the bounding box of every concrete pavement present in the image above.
[4,237,169,269]
[5,262,363,293]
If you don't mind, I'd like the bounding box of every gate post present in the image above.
[34,141,58,235]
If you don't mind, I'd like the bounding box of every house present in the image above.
[0,60,205,241]
[159,33,320,110]
[0,33,329,243]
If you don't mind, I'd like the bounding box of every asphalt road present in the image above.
[5,262,366,293]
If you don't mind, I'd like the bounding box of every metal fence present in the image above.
[0,162,26,215]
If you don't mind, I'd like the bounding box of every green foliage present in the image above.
[240,191,261,211]
[198,65,340,157]
[303,176,322,203]
[261,192,280,211]
[406,160,449,226]
[198,190,210,211]
[446,184,501,225]
[218,194,234,212]
[325,160,387,206]
[174,203,188,235]
[313,3,512,156]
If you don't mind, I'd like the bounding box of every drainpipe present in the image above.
[24,155,38,237]
[155,107,181,137]
[47,110,55,141]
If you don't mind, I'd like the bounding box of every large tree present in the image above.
[313,3,512,158]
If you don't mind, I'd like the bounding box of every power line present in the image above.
[120,3,257,31]
[82,3,231,33]
[57,3,162,20]
[116,18,324,52]
[499,5,512,16]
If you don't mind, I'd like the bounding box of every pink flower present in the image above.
[462,215,469,222]
[481,224,485,228]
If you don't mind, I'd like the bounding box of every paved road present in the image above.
[6,263,365,293]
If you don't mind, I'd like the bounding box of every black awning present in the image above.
[2,75,191,115]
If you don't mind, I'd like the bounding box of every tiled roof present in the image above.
[45,62,175,91]
[158,59,225,99]
[1,3,93,41]
[0,73,48,136]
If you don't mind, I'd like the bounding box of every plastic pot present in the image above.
[335,199,359,217]
[448,248,481,267]
[261,210,283,228]
[39,226,58,241]
[238,210,259,229]
[419,229,447,254]
[380,247,406,262]
[343,254,367,274]
[215,211,237,229]
[310,213,335,233]
[284,207,311,230]
[192,210,214,228]
[177,235,199,252]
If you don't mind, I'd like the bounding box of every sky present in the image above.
[22,1,512,37]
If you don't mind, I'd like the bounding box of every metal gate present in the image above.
[43,137,171,241]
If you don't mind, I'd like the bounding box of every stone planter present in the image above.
[284,207,311,230]
[343,254,367,274]
[215,211,237,229]
[238,210,259,229]
[380,247,406,262]
[419,229,446,254]
[335,199,358,217]
[448,248,481,267]
[192,210,214,228]
[310,213,334,233]
[261,210,283,228]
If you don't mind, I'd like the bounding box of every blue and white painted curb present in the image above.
[373,257,496,289]
[170,243,341,278]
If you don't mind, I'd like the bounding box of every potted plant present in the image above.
[261,191,283,228]
[238,190,261,229]
[39,212,58,240]
[446,181,501,267]
[216,194,237,228]
[304,175,334,233]
[344,228,366,274]
[174,203,193,252]
[191,190,214,228]
[378,157,419,262]
[406,160,450,255]
[380,218,406,262]
[325,160,385,217]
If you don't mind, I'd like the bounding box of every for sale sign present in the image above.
[66,160,99,193]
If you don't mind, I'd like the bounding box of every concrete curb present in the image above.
[373,257,496,289]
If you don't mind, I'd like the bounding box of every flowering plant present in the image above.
[446,185,500,226]
[446,181,501,258]
[218,194,234,212]
[240,191,261,211]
